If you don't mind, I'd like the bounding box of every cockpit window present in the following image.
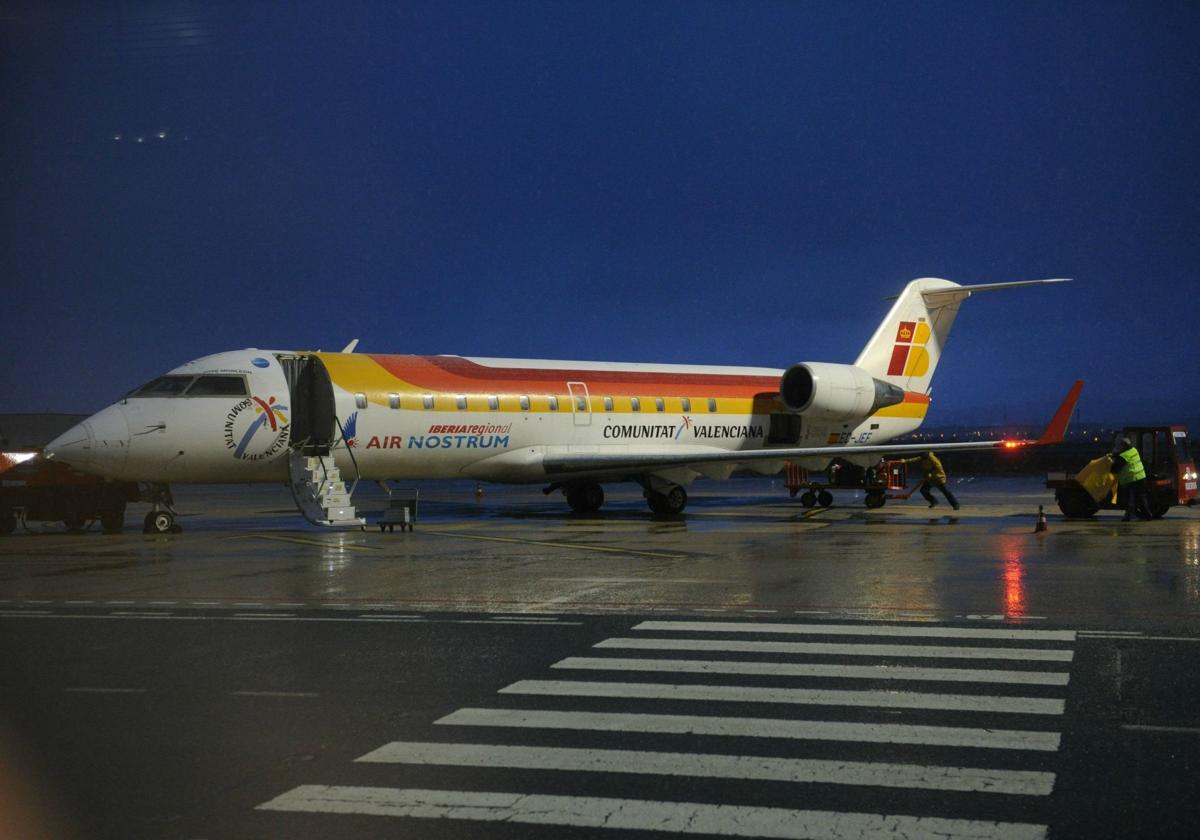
[185,375,248,396]
[131,375,194,396]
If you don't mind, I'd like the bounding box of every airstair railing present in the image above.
[334,415,361,498]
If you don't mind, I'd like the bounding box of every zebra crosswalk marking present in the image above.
[437,707,1062,751]
[355,740,1057,795]
[596,637,1075,661]
[552,655,1071,686]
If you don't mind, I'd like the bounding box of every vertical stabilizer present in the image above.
[854,277,1069,395]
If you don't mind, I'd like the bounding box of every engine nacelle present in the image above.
[778,362,905,422]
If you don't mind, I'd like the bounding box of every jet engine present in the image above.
[778,362,906,422]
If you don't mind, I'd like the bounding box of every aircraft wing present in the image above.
[541,380,1083,478]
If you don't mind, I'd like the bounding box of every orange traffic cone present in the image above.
[1034,504,1048,533]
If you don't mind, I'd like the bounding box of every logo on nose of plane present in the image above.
[223,395,291,461]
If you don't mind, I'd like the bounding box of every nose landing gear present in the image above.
[141,484,181,534]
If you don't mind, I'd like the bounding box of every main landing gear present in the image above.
[645,484,688,516]
[565,481,605,514]
[141,483,181,534]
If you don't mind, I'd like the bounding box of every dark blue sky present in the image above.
[3,1,1197,425]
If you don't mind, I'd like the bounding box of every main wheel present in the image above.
[566,482,605,514]
[799,491,816,508]
[144,510,175,534]
[100,501,126,534]
[865,491,886,509]
[817,490,834,508]
[646,486,688,516]
[1055,487,1098,518]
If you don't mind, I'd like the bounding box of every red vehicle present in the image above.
[1048,425,1197,518]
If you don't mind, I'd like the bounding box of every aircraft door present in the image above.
[567,381,591,426]
[277,354,336,455]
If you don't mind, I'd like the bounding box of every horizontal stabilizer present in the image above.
[921,278,1071,308]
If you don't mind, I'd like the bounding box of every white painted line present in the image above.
[633,620,1076,642]
[501,679,1065,715]
[358,614,419,620]
[0,610,52,616]
[1081,634,1200,643]
[279,602,306,608]
[743,610,778,614]
[321,603,350,608]
[552,656,1071,686]
[147,601,177,606]
[233,602,265,608]
[257,786,1047,839]
[356,741,1056,796]
[230,690,320,698]
[110,611,172,618]
[793,610,829,615]
[452,619,584,626]
[363,603,396,609]
[65,687,148,694]
[1122,724,1200,735]
[437,708,1062,751]
[106,600,135,605]
[1078,630,1143,637]
[191,601,221,607]
[236,613,296,618]
[64,600,94,605]
[597,637,1075,662]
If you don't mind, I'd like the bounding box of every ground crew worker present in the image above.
[903,451,960,510]
[1109,435,1153,521]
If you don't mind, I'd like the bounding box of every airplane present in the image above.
[43,277,1078,533]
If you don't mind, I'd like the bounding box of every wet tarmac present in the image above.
[2,476,1199,629]
[3,476,1200,839]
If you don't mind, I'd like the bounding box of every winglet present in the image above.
[1035,380,1084,445]
[341,339,360,353]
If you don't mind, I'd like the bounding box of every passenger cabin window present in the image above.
[488,396,499,410]
[456,395,467,410]
[681,398,691,412]
[603,396,614,411]
[355,393,368,410]
[388,393,401,409]
[631,397,641,412]
[184,375,247,396]
[132,375,193,397]
[708,398,717,412]
[655,397,665,412]
[574,396,587,411]
[422,395,434,409]
[548,396,559,411]
[519,395,530,411]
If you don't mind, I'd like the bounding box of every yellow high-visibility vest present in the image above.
[1117,446,1146,485]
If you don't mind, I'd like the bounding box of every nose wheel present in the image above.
[143,510,179,534]
[140,483,181,533]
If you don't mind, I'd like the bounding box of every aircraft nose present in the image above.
[44,405,131,477]
[45,420,93,469]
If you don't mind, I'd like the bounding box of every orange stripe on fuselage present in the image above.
[873,391,930,419]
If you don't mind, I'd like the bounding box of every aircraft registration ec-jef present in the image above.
[46,277,1079,533]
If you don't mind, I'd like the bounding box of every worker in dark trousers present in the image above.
[1109,435,1153,521]
[904,451,960,510]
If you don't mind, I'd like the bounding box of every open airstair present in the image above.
[288,450,365,528]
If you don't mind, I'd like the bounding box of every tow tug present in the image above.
[1048,425,1197,518]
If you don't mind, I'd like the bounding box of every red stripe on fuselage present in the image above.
[366,354,781,398]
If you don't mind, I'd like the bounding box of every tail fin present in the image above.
[854,277,1070,395]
